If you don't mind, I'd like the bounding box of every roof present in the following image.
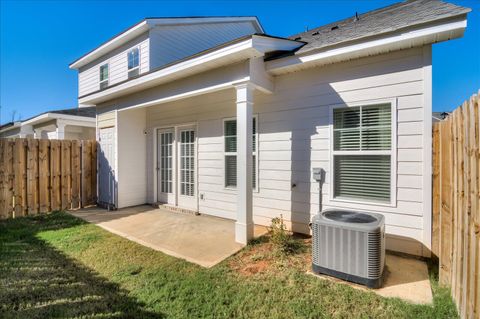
[50,106,96,118]
[0,121,20,131]
[21,106,96,123]
[288,0,471,55]
[69,16,264,69]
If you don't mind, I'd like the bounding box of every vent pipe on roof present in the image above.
[354,12,360,21]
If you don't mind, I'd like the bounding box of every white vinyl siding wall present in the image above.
[148,22,258,69]
[109,46,429,256]
[78,32,150,97]
[117,108,147,208]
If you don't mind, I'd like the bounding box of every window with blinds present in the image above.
[224,118,257,189]
[332,104,392,203]
[99,64,109,90]
[127,47,139,79]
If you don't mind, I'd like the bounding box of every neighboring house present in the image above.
[0,107,96,139]
[69,0,470,257]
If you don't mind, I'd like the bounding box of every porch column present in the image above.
[18,125,34,138]
[34,129,43,139]
[234,82,254,244]
[56,121,65,140]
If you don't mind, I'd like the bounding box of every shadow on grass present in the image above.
[0,213,163,319]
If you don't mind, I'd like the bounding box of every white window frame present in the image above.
[329,99,397,207]
[223,115,259,192]
[99,63,109,89]
[127,47,140,74]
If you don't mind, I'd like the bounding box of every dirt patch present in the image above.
[229,234,312,277]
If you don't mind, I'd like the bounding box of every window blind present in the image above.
[334,155,391,202]
[333,104,392,203]
[224,118,257,189]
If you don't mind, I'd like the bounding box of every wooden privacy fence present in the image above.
[0,139,97,219]
[432,91,479,319]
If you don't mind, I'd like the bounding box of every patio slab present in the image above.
[69,205,267,267]
[309,253,433,304]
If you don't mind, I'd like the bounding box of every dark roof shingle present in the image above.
[50,107,96,118]
[289,0,470,55]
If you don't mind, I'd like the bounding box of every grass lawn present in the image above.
[0,212,458,319]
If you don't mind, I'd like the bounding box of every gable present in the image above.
[149,21,258,69]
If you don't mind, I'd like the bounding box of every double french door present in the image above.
[156,125,197,210]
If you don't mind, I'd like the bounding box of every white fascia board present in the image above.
[147,17,264,33]
[69,20,149,69]
[22,113,96,126]
[266,19,467,73]
[252,35,305,53]
[79,38,258,105]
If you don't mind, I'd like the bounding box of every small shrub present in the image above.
[269,215,302,255]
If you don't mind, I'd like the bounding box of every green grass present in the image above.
[0,212,458,318]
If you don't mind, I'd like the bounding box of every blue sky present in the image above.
[1,0,479,124]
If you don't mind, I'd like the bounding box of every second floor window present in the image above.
[128,48,139,78]
[99,64,109,89]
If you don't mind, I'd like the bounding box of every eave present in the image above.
[266,16,468,75]
[21,113,96,127]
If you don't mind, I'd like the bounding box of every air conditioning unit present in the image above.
[311,209,385,288]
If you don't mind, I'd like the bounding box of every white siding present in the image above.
[64,127,96,140]
[78,32,150,97]
[117,108,147,208]
[97,110,116,129]
[0,127,21,138]
[109,46,430,256]
[149,22,258,69]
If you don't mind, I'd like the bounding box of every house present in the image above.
[69,0,470,257]
[0,107,96,139]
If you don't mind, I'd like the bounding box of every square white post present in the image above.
[34,129,43,139]
[235,82,254,244]
[56,121,65,140]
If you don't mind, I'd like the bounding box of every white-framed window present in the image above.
[224,116,258,190]
[99,63,109,89]
[127,47,139,78]
[331,102,394,204]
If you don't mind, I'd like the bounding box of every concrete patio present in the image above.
[309,253,433,304]
[69,205,267,267]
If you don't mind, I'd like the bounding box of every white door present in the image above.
[177,126,197,210]
[98,127,115,207]
[156,125,197,211]
[157,128,175,205]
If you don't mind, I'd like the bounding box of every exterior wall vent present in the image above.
[311,209,385,288]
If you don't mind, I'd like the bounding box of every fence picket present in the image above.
[4,140,14,218]
[82,140,93,206]
[38,140,50,213]
[26,139,39,215]
[71,140,81,209]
